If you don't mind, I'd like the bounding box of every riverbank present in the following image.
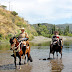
[30,36,72,44]
[29,36,51,44]
[0,36,72,44]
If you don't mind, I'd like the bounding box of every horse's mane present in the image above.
[9,37,19,46]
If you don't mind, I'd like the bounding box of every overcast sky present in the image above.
[1,0,72,24]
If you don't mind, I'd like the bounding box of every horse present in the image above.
[9,37,33,69]
[49,39,63,59]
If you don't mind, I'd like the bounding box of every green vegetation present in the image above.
[11,11,18,16]
[32,23,72,38]
[0,5,7,9]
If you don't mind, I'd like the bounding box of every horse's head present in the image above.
[9,37,18,50]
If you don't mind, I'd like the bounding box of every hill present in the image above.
[32,23,72,32]
[31,23,72,37]
[56,24,72,32]
[0,7,38,41]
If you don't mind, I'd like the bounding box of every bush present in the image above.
[0,34,3,40]
[1,5,7,9]
[11,11,18,16]
[29,34,34,41]
[5,34,13,40]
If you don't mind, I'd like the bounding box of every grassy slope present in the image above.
[0,7,38,41]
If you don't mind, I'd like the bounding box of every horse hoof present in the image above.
[26,63,29,66]
[47,58,50,60]
[24,61,26,64]
[43,58,46,60]
[15,66,17,69]
[19,66,21,70]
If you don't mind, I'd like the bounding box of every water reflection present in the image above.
[0,63,32,72]
[50,59,64,72]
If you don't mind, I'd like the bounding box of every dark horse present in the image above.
[49,39,63,59]
[9,37,33,69]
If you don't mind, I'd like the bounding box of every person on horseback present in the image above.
[18,27,30,59]
[51,31,62,46]
[49,31,63,58]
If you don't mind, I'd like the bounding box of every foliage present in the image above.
[1,5,7,9]
[11,11,18,16]
[32,24,72,37]
[64,26,69,36]
[0,34,3,40]
[36,24,51,37]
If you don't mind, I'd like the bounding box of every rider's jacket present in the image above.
[52,35,59,42]
[18,32,28,41]
[18,31,29,47]
[51,35,60,45]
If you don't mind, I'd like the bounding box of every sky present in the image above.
[0,0,72,24]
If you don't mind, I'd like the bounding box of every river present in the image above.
[0,41,72,72]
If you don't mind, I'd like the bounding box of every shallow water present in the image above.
[0,41,72,72]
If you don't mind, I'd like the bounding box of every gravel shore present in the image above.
[30,36,72,44]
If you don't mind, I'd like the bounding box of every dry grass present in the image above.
[0,7,38,40]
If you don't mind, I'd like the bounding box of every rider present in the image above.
[51,31,62,46]
[18,27,30,59]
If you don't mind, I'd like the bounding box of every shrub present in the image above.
[1,5,7,9]
[0,34,3,40]
[11,11,18,16]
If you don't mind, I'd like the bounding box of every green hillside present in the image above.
[0,7,38,42]
[56,24,72,32]
[32,23,72,37]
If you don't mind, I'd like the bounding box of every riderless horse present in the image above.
[49,39,63,59]
[9,37,33,69]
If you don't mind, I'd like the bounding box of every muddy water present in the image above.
[0,41,72,72]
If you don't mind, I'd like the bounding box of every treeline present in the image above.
[32,23,72,38]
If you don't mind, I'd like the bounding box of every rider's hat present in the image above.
[20,27,25,30]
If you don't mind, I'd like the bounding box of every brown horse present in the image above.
[9,37,33,69]
[49,39,63,59]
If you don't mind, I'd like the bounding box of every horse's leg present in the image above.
[27,47,33,62]
[22,46,26,59]
[49,44,52,58]
[18,53,21,69]
[14,56,17,68]
[28,54,33,62]
[60,50,62,59]
[53,51,55,59]
[49,52,50,58]
[24,55,27,64]
[56,52,58,58]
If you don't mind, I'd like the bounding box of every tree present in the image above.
[1,5,7,9]
[51,25,56,34]
[64,25,69,35]
[58,28,63,35]
[11,11,18,16]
